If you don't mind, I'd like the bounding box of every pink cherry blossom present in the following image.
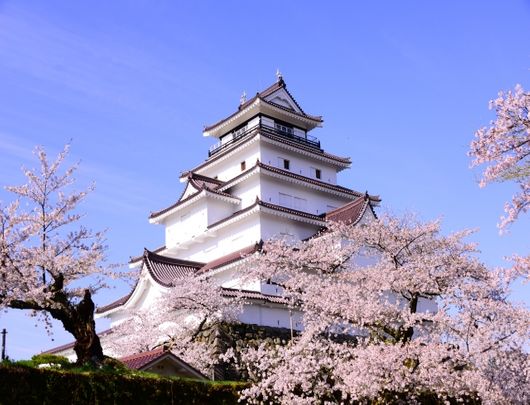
[0,145,117,364]
[469,84,530,231]
[230,216,530,404]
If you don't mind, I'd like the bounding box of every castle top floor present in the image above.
[203,75,323,149]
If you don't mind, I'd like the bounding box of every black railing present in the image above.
[208,123,321,157]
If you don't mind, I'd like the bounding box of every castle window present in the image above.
[275,122,294,135]
[278,157,290,170]
[240,161,246,171]
[310,167,321,180]
[233,124,247,138]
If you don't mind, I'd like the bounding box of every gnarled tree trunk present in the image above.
[70,290,104,365]
[9,287,104,366]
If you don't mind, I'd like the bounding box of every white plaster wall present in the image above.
[178,215,261,263]
[260,214,321,241]
[260,116,274,128]
[180,182,199,200]
[210,266,262,292]
[239,304,303,330]
[293,127,306,138]
[206,198,239,226]
[228,175,260,208]
[107,277,165,327]
[356,206,376,225]
[259,175,352,216]
[200,141,260,182]
[259,142,338,184]
[164,200,208,247]
[263,88,301,113]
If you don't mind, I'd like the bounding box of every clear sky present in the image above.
[0,1,529,360]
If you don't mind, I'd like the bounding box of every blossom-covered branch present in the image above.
[232,216,529,404]
[470,84,530,230]
[107,272,245,373]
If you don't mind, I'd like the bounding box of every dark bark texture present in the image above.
[8,284,104,366]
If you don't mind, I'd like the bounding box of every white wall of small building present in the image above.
[181,182,199,200]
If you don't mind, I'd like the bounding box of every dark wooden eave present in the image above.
[143,249,204,287]
[217,161,380,202]
[181,127,351,180]
[221,287,289,305]
[324,193,377,225]
[196,242,262,275]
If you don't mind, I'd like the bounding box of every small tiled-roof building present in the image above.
[119,348,207,379]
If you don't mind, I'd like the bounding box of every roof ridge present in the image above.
[207,198,326,231]
[144,249,204,268]
[197,242,262,275]
[188,172,225,185]
[119,347,165,361]
[150,187,240,221]
[182,130,351,178]
[261,98,322,121]
[259,128,350,163]
[204,79,322,133]
[325,196,366,216]
[325,197,373,226]
[207,199,260,229]
[257,199,325,222]
[256,161,364,197]
[237,80,285,111]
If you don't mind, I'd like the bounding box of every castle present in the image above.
[49,74,380,363]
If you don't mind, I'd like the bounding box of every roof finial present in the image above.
[276,68,283,82]
[240,90,247,105]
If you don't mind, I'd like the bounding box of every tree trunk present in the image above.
[71,289,104,366]
[8,288,105,366]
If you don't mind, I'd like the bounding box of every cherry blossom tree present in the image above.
[0,145,113,365]
[469,82,530,301]
[229,216,529,404]
[107,272,245,373]
[469,84,530,231]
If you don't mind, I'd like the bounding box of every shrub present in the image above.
[0,364,244,405]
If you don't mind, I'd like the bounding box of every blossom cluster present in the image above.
[232,216,530,404]
[470,84,530,231]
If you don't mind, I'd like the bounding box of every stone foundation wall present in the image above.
[200,323,297,381]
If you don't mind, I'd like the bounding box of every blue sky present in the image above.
[1,1,529,359]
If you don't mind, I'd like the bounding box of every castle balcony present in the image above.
[208,122,321,157]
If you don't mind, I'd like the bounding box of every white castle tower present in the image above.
[96,75,380,331]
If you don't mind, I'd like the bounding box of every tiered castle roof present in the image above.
[97,76,381,316]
